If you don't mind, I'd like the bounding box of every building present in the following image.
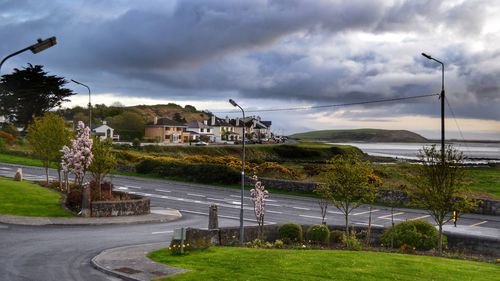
[145,117,189,143]
[91,121,118,141]
[186,120,215,142]
[207,115,240,142]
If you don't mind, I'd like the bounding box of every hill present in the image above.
[290,129,428,143]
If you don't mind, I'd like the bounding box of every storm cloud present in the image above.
[0,0,499,137]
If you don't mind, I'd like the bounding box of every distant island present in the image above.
[290,129,428,143]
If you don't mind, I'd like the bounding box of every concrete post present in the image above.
[81,184,91,217]
[208,204,218,229]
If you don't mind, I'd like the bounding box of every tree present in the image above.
[89,137,116,200]
[26,112,72,184]
[107,111,145,140]
[173,112,186,123]
[0,64,73,129]
[250,175,269,239]
[315,153,377,235]
[413,144,475,254]
[61,121,93,187]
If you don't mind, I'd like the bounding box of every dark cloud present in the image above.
[0,0,499,129]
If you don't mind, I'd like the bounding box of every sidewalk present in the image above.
[91,242,186,281]
[0,207,182,226]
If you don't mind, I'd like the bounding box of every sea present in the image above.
[327,142,500,164]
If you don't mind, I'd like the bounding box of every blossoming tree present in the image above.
[250,175,269,239]
[61,121,93,188]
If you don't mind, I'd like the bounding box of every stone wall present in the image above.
[185,224,500,256]
[257,177,500,216]
[90,195,150,217]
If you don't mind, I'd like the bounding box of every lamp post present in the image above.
[422,52,445,162]
[71,79,92,129]
[229,98,245,244]
[0,37,57,74]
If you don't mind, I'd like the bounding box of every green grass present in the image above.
[0,177,72,217]
[149,247,500,281]
[464,167,500,198]
[0,152,45,167]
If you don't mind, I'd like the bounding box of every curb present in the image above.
[91,248,141,281]
[0,209,182,226]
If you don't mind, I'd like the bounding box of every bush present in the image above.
[306,224,330,244]
[273,145,321,159]
[278,223,302,244]
[66,189,82,212]
[380,220,444,251]
[135,159,163,174]
[342,231,362,251]
[274,239,284,249]
[169,240,191,256]
[329,230,344,244]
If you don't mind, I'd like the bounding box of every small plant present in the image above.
[306,224,330,245]
[342,231,362,251]
[274,239,284,249]
[278,223,303,244]
[329,230,344,244]
[246,239,264,248]
[169,240,191,256]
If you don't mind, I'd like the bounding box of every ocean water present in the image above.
[328,142,500,163]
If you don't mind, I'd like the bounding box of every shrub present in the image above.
[342,232,362,251]
[66,189,82,212]
[278,223,302,244]
[169,240,191,256]
[306,224,330,244]
[274,239,284,249]
[135,159,163,174]
[0,131,16,145]
[329,230,344,244]
[273,145,321,159]
[380,220,444,251]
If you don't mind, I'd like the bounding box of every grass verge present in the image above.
[149,247,500,281]
[0,177,72,217]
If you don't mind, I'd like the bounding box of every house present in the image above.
[145,117,189,143]
[186,120,215,142]
[230,116,272,142]
[207,115,240,142]
[91,121,118,141]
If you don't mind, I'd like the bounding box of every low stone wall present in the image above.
[185,224,500,256]
[91,194,150,217]
[257,177,500,216]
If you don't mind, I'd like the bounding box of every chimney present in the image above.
[154,116,158,125]
[102,120,107,125]
[225,116,229,123]
[203,120,208,125]
[211,115,215,125]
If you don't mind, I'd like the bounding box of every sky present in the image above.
[1,0,499,140]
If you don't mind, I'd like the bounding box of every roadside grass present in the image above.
[148,247,500,281]
[0,177,72,217]
[0,152,45,168]
[463,167,500,199]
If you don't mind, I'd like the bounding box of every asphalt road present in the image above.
[0,162,499,281]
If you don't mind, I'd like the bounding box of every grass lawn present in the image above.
[0,177,72,217]
[0,153,45,167]
[149,247,500,281]
[464,167,500,198]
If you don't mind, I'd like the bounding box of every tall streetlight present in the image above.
[71,79,92,129]
[0,37,57,74]
[422,52,445,162]
[229,98,245,244]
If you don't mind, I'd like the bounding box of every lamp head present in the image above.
[421,53,432,60]
[29,36,57,54]
[229,99,238,107]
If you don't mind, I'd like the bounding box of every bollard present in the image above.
[14,168,23,181]
[208,204,219,229]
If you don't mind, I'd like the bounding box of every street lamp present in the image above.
[422,52,445,162]
[229,98,245,244]
[0,37,57,74]
[71,79,92,129]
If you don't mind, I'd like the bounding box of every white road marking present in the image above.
[267,210,283,214]
[155,189,171,193]
[378,212,405,219]
[180,210,207,216]
[327,210,344,215]
[207,197,226,202]
[355,222,384,227]
[116,187,128,190]
[293,207,311,211]
[0,167,12,170]
[470,221,488,227]
[152,230,173,235]
[267,203,282,207]
[352,209,380,216]
[230,195,251,200]
[299,214,324,220]
[122,185,141,189]
[409,215,431,221]
[187,193,205,197]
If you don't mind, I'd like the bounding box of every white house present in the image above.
[186,120,215,142]
[91,121,117,140]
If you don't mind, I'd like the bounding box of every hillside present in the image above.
[290,129,428,143]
